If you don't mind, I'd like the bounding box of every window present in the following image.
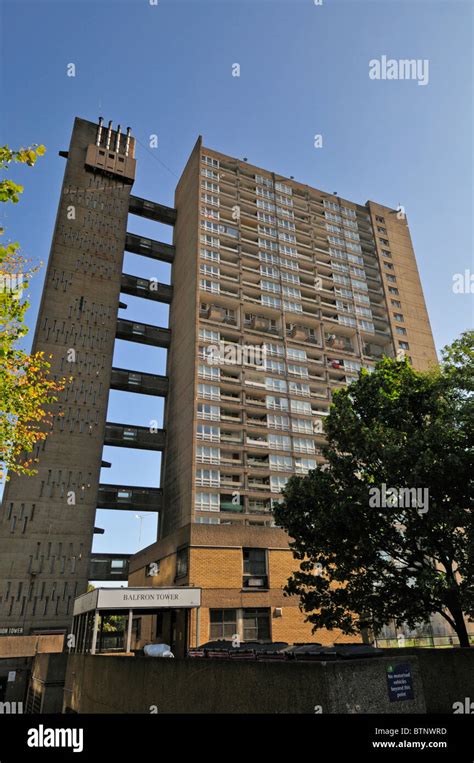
[243,609,271,641]
[260,265,279,278]
[281,271,300,285]
[198,383,220,401]
[279,244,297,257]
[377,226,387,234]
[198,403,220,420]
[261,279,281,294]
[351,279,368,292]
[243,548,268,588]
[197,423,220,441]
[376,215,385,223]
[258,225,277,238]
[292,417,313,434]
[382,249,391,258]
[261,294,281,309]
[270,475,289,493]
[283,300,303,313]
[391,300,401,308]
[255,173,273,188]
[265,395,289,411]
[201,167,219,180]
[200,263,220,278]
[379,238,389,246]
[282,286,301,299]
[196,469,220,487]
[202,155,219,168]
[269,454,293,471]
[275,181,292,195]
[201,193,219,207]
[257,199,275,212]
[264,342,285,357]
[295,457,317,474]
[176,547,188,578]
[198,364,220,381]
[267,414,290,430]
[346,241,362,253]
[210,609,237,640]
[399,341,410,350]
[195,492,220,511]
[196,445,220,464]
[268,434,291,450]
[393,313,404,322]
[293,437,316,454]
[388,286,399,295]
[200,248,220,263]
[395,326,407,335]
[290,399,312,415]
[386,274,397,283]
[287,364,309,378]
[200,278,220,294]
[344,229,360,242]
[257,212,276,225]
[289,381,311,397]
[265,377,287,392]
[383,262,394,271]
[287,347,307,361]
[341,206,357,219]
[265,359,286,375]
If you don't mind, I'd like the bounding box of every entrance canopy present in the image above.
[71,587,202,654]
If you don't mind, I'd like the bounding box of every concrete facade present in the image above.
[131,140,438,649]
[0,118,136,633]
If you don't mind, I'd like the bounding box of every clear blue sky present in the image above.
[1,0,473,557]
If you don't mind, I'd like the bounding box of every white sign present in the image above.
[7,671,16,682]
[97,587,201,610]
[74,587,201,615]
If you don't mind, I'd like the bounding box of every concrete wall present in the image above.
[64,652,429,714]
[0,117,136,633]
[383,648,474,714]
[0,634,64,658]
[28,653,69,713]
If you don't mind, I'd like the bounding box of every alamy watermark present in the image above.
[369,483,429,515]
[205,342,267,369]
[369,56,429,86]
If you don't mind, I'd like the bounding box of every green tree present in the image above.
[0,145,65,478]
[274,332,473,647]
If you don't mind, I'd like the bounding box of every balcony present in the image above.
[129,195,177,226]
[200,305,237,325]
[110,367,168,397]
[125,232,175,263]
[220,504,244,513]
[104,422,165,450]
[97,484,163,512]
[116,318,171,348]
[248,478,271,491]
[121,273,173,304]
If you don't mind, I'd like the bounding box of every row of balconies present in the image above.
[201,195,376,254]
[199,301,391,345]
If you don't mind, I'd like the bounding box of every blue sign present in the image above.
[386,662,414,702]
